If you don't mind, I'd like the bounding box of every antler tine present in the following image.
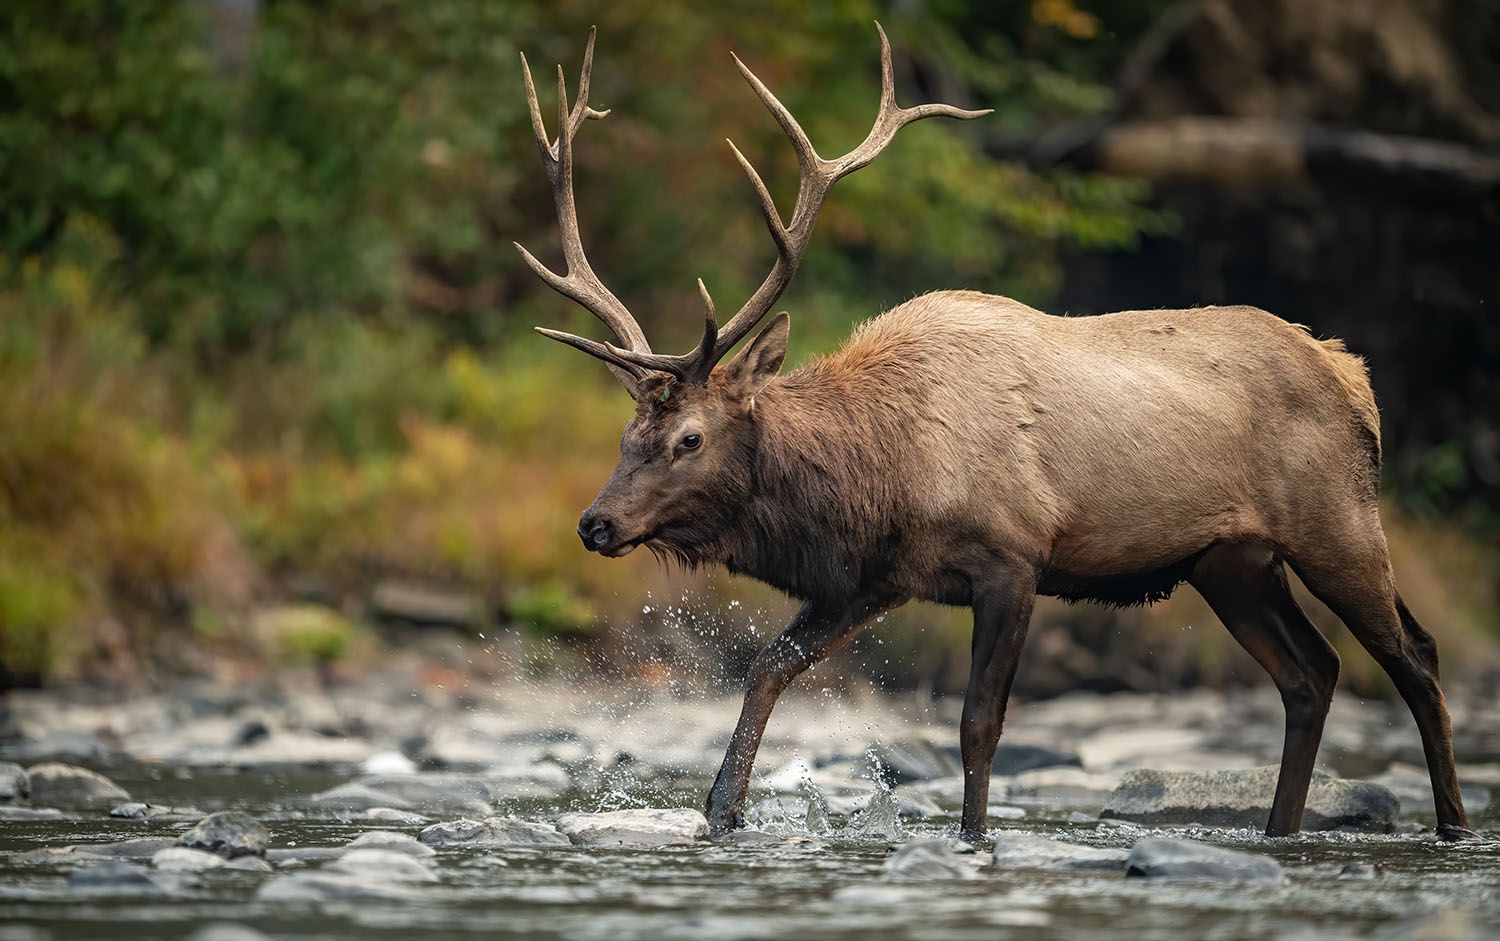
[698,21,991,371]
[515,29,651,393]
[837,22,993,178]
[570,27,610,133]
[538,277,720,382]
[519,52,551,158]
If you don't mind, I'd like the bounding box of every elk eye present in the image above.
[680,433,702,451]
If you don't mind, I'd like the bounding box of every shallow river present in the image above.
[2,764,1497,941]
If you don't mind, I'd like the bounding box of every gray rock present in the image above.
[1366,763,1491,817]
[361,749,417,775]
[224,856,274,872]
[361,807,429,826]
[68,838,177,859]
[0,806,64,821]
[0,762,28,803]
[311,772,560,815]
[257,872,424,902]
[1124,838,1283,882]
[990,831,1129,871]
[26,762,129,810]
[882,839,979,881]
[1101,767,1398,832]
[420,817,569,848]
[307,782,422,812]
[178,811,268,859]
[555,808,709,847]
[68,860,169,894]
[265,847,347,864]
[111,801,204,821]
[186,924,273,941]
[152,847,227,872]
[345,830,436,858]
[3,731,115,764]
[325,848,437,883]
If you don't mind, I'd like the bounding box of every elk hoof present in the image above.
[1436,824,1483,842]
[957,826,991,849]
[705,805,745,836]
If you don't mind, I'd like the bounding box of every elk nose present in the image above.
[577,513,613,552]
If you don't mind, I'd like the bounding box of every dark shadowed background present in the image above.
[1,0,1496,700]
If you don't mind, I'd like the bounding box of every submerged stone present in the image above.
[68,838,177,859]
[187,925,274,941]
[345,830,436,858]
[361,807,429,826]
[307,782,422,812]
[111,801,204,821]
[257,872,425,902]
[26,762,129,810]
[311,772,561,816]
[325,848,438,883]
[153,847,228,872]
[419,816,569,848]
[1101,767,1398,832]
[69,860,171,894]
[1124,838,1283,882]
[0,806,65,821]
[361,749,417,775]
[990,830,1129,871]
[555,808,709,847]
[882,839,979,881]
[178,811,268,859]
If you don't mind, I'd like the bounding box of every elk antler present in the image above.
[513,28,653,394]
[524,24,991,388]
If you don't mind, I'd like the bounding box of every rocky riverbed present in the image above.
[2,669,1499,939]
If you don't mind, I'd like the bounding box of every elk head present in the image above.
[514,25,989,559]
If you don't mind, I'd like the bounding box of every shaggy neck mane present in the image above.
[720,348,920,603]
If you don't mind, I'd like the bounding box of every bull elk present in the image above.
[514,25,1475,842]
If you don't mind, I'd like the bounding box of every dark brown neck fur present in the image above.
[718,363,917,604]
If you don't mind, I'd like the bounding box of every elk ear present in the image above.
[722,312,789,399]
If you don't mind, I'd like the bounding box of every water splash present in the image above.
[843,747,903,841]
[800,768,833,835]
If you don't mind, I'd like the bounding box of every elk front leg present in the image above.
[705,596,891,835]
[960,574,1036,843]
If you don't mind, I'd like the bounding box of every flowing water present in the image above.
[4,653,1500,941]
[1,763,1497,941]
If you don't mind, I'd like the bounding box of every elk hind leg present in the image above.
[1191,542,1340,836]
[1290,527,1473,838]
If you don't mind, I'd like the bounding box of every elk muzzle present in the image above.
[577,511,614,553]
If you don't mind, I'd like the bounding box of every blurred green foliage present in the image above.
[2,0,1169,357]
